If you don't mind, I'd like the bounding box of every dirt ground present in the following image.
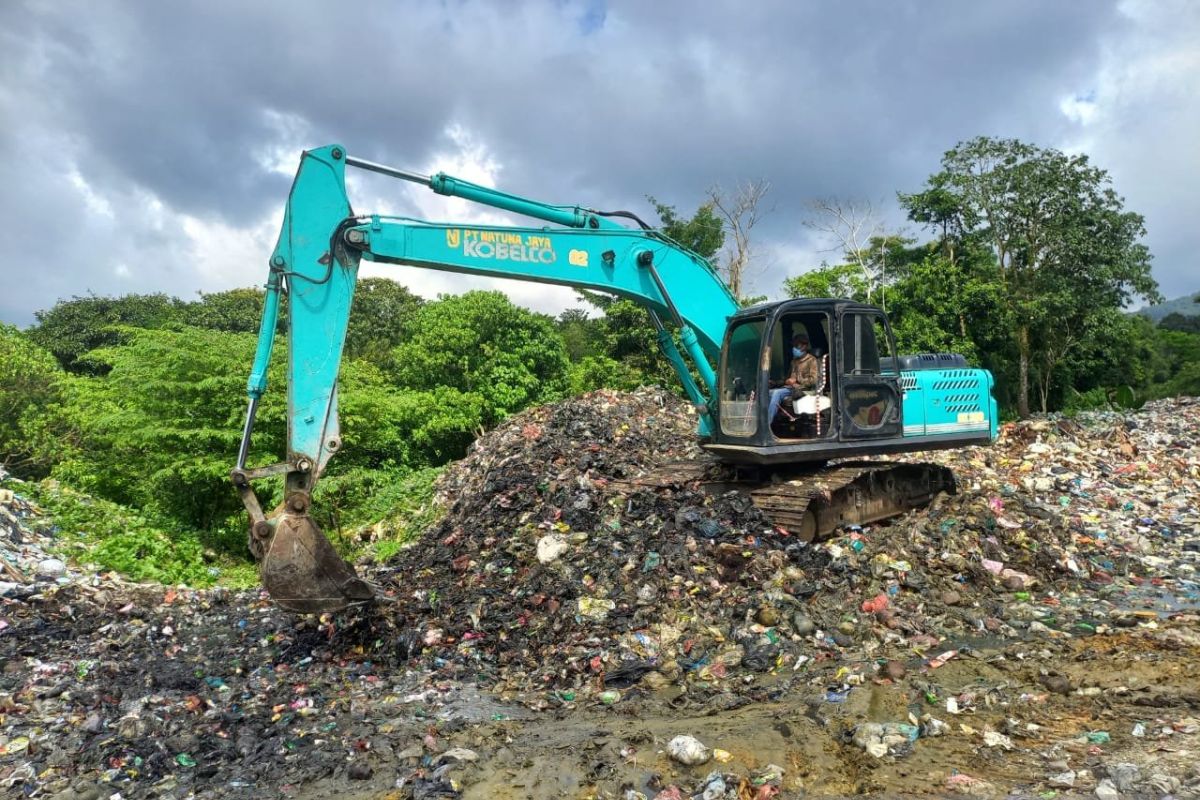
[293,627,1200,799]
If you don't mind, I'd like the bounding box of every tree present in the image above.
[28,293,185,373]
[50,326,282,545]
[44,321,485,555]
[593,298,678,387]
[648,197,725,260]
[1159,312,1200,334]
[343,277,423,363]
[180,288,274,334]
[1153,328,1200,397]
[574,199,731,393]
[783,262,869,302]
[884,250,1008,363]
[802,198,890,306]
[567,355,646,394]
[556,308,603,362]
[900,137,1159,417]
[784,233,922,306]
[707,179,771,300]
[389,291,570,425]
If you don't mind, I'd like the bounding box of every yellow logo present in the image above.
[445,229,461,248]
[568,249,588,267]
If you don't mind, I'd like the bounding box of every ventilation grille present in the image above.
[932,371,980,390]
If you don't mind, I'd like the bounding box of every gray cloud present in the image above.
[0,0,1195,326]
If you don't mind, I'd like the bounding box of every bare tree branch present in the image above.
[802,197,885,304]
[707,179,772,300]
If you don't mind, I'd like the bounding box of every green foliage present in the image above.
[889,250,1010,363]
[0,325,71,477]
[338,361,487,468]
[390,291,570,425]
[1062,384,1144,414]
[783,263,870,302]
[344,278,423,363]
[28,293,186,373]
[595,299,675,385]
[565,199,730,395]
[179,288,276,334]
[648,197,725,259]
[50,326,278,549]
[311,466,443,560]
[13,285,572,579]
[1148,329,1200,398]
[1061,387,1113,414]
[556,308,602,362]
[1110,385,1141,410]
[900,136,1159,417]
[1159,312,1200,334]
[568,355,647,394]
[15,479,218,586]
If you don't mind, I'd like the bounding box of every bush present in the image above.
[0,325,70,477]
[14,479,218,586]
[50,326,276,548]
[312,466,444,558]
[1062,387,1112,414]
[568,355,648,394]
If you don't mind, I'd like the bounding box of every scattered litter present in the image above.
[2,393,1199,798]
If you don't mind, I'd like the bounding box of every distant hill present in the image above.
[1138,292,1200,323]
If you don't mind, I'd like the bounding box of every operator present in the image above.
[768,333,819,424]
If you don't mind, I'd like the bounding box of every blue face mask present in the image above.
[793,346,806,358]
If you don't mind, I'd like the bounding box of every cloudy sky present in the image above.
[1,0,1196,326]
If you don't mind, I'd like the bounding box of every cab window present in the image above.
[841,312,881,375]
[719,318,764,436]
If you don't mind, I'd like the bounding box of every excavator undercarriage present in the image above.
[617,460,955,542]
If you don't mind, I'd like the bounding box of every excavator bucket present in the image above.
[256,505,375,614]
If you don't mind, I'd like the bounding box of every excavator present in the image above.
[232,145,998,613]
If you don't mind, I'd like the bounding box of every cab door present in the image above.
[836,309,902,440]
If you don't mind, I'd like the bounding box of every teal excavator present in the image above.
[233,145,998,613]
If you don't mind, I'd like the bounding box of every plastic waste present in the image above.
[666,735,711,766]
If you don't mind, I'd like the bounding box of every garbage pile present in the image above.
[2,391,1198,800]
[377,391,1200,700]
[886,396,1200,637]
[0,479,76,598]
[377,387,821,695]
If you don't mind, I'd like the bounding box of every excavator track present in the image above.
[617,459,955,542]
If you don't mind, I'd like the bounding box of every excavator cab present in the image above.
[708,298,951,465]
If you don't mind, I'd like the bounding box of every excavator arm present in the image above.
[232,145,739,612]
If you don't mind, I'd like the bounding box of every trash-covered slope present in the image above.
[2,391,1198,800]
[375,391,1200,695]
